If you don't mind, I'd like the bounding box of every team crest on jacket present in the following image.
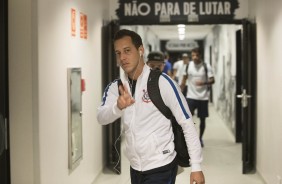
[142,89,151,103]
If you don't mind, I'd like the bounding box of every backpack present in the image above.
[147,69,190,167]
[117,69,190,167]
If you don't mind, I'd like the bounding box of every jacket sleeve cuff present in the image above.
[191,164,202,172]
[113,102,123,116]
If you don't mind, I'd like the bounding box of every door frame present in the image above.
[101,21,121,174]
[240,20,257,174]
[116,18,257,174]
[235,29,242,143]
[0,0,11,182]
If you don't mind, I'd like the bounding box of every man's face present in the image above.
[114,36,141,76]
[183,56,189,64]
[192,52,201,64]
[147,61,165,71]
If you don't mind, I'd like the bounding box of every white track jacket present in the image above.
[97,65,203,172]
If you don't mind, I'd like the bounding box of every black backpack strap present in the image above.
[147,70,172,119]
[203,62,208,81]
[185,63,189,75]
[117,79,123,96]
[202,62,210,90]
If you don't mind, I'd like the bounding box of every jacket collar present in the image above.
[120,64,151,84]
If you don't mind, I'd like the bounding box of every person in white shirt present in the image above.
[97,29,205,184]
[181,48,215,147]
[172,53,189,95]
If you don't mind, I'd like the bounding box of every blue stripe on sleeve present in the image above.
[101,79,119,106]
[161,73,190,119]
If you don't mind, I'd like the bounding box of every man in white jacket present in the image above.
[97,29,205,184]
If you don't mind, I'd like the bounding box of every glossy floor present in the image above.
[93,104,265,184]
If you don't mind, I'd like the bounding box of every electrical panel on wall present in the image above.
[67,67,83,172]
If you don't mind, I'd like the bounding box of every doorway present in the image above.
[117,21,256,174]
[101,21,121,174]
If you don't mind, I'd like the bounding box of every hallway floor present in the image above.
[93,104,265,184]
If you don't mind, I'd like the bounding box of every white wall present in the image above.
[204,25,240,134]
[9,0,109,183]
[249,0,282,183]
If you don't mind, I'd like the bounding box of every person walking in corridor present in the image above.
[181,48,215,147]
[163,52,172,76]
[146,51,166,71]
[97,29,205,184]
[172,53,190,96]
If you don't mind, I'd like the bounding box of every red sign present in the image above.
[71,8,76,37]
[80,13,87,39]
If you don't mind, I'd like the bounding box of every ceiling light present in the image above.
[177,24,185,28]
[177,24,186,40]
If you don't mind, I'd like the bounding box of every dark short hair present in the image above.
[147,51,164,63]
[113,29,143,50]
[191,48,201,55]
